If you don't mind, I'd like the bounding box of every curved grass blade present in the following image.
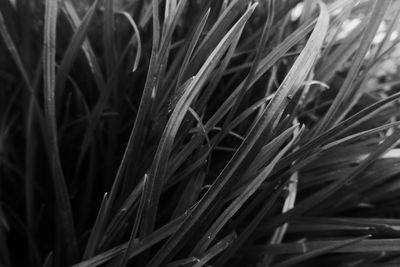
[188,107,211,149]
[187,0,250,78]
[195,16,243,117]
[104,0,115,78]
[152,0,188,106]
[140,2,257,238]
[101,178,145,248]
[321,121,400,151]
[118,174,147,267]
[55,0,100,108]
[42,251,54,267]
[61,0,106,92]
[176,9,210,88]
[116,11,142,72]
[0,9,33,94]
[43,0,78,263]
[83,193,109,259]
[264,237,400,255]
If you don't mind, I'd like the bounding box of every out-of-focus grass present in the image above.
[1,0,400,266]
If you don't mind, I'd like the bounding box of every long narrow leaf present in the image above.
[43,0,78,264]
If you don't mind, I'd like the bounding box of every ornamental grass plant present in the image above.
[1,0,400,266]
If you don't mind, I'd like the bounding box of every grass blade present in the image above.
[116,11,142,72]
[55,0,100,109]
[270,236,370,267]
[192,232,237,267]
[104,0,115,78]
[61,0,106,92]
[265,237,400,255]
[0,9,33,94]
[43,0,78,263]
[176,9,210,88]
[83,193,109,259]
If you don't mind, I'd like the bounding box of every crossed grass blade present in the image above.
[55,0,100,113]
[61,0,106,93]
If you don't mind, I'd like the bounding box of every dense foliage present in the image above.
[1,0,400,266]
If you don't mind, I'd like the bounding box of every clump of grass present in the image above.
[1,0,400,266]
